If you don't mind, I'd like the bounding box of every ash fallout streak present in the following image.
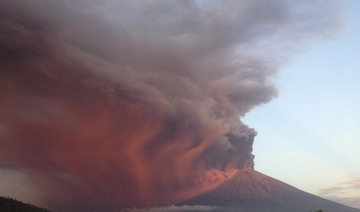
[0,0,337,210]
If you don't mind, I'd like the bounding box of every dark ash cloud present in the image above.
[0,0,339,210]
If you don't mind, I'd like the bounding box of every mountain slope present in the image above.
[181,170,360,212]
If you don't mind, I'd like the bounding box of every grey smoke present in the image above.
[0,0,340,210]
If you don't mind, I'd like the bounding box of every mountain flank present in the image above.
[181,170,360,212]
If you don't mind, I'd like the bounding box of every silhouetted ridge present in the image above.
[0,196,51,212]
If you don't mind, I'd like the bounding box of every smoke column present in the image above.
[0,0,338,210]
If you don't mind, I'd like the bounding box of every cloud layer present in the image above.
[0,0,338,210]
[319,180,360,209]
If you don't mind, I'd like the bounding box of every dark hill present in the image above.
[181,170,360,212]
[0,197,50,212]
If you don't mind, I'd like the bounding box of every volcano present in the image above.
[1,1,357,211]
[179,169,360,212]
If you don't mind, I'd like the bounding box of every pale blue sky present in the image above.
[243,0,360,208]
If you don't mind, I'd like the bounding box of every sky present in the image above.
[243,0,360,208]
[0,0,359,211]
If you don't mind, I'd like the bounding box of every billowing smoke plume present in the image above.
[0,0,338,210]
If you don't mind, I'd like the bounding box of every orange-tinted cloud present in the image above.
[0,0,338,210]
